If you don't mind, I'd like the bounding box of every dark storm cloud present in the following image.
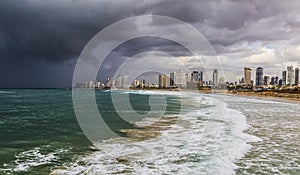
[1,0,299,62]
[1,0,300,87]
[0,0,131,62]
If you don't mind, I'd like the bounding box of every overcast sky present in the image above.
[1,0,300,88]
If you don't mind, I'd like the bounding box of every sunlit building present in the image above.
[244,67,252,86]
[287,66,295,85]
[213,69,218,85]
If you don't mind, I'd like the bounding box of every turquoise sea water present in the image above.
[0,89,299,174]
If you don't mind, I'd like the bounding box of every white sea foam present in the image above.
[0,91,14,94]
[52,91,260,175]
[0,146,68,174]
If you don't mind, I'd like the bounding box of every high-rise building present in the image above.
[95,80,101,88]
[185,73,191,83]
[158,75,166,88]
[295,68,299,85]
[170,72,176,87]
[287,66,295,85]
[175,69,186,88]
[198,71,203,82]
[87,80,94,88]
[244,67,252,85]
[263,76,270,86]
[106,78,115,87]
[256,67,264,87]
[165,74,170,88]
[115,75,128,88]
[191,71,199,82]
[212,69,218,85]
[282,70,287,85]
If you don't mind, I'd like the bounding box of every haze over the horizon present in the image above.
[1,0,300,88]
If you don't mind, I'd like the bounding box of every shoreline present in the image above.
[225,91,300,103]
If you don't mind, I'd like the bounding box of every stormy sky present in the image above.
[1,0,300,88]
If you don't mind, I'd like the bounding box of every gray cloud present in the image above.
[1,0,300,87]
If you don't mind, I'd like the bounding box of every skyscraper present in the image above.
[244,67,252,86]
[295,68,299,85]
[212,69,218,85]
[287,66,295,85]
[115,75,128,88]
[282,70,287,85]
[198,71,203,82]
[175,69,186,88]
[170,72,176,87]
[158,74,167,88]
[263,76,270,86]
[191,71,199,82]
[256,67,264,87]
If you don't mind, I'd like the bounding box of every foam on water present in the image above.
[51,91,260,175]
[0,146,69,174]
[0,91,14,94]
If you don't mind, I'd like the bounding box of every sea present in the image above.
[0,89,299,175]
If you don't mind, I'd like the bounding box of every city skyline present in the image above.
[78,63,300,90]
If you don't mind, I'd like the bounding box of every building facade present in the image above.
[244,67,252,86]
[212,69,218,85]
[295,68,299,85]
[287,66,295,85]
[256,67,264,87]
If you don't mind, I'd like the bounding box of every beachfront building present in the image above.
[115,75,128,88]
[213,69,218,86]
[191,71,199,82]
[287,66,295,86]
[244,67,252,86]
[170,72,176,87]
[185,73,191,83]
[87,80,94,88]
[282,70,287,85]
[295,68,299,85]
[263,76,270,86]
[198,71,203,82]
[256,67,264,87]
[158,74,168,88]
[95,80,101,88]
[175,69,186,88]
[106,78,115,88]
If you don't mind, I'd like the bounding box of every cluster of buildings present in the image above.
[158,69,226,89]
[75,65,300,92]
[229,65,300,91]
[75,74,158,89]
[75,75,129,89]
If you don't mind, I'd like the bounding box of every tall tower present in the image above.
[175,69,186,88]
[256,67,264,87]
[287,66,295,85]
[244,67,252,86]
[198,71,203,82]
[282,70,287,85]
[191,71,199,82]
[170,72,176,87]
[212,69,218,85]
[295,68,299,85]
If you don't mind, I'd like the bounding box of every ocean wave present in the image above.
[51,95,260,175]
